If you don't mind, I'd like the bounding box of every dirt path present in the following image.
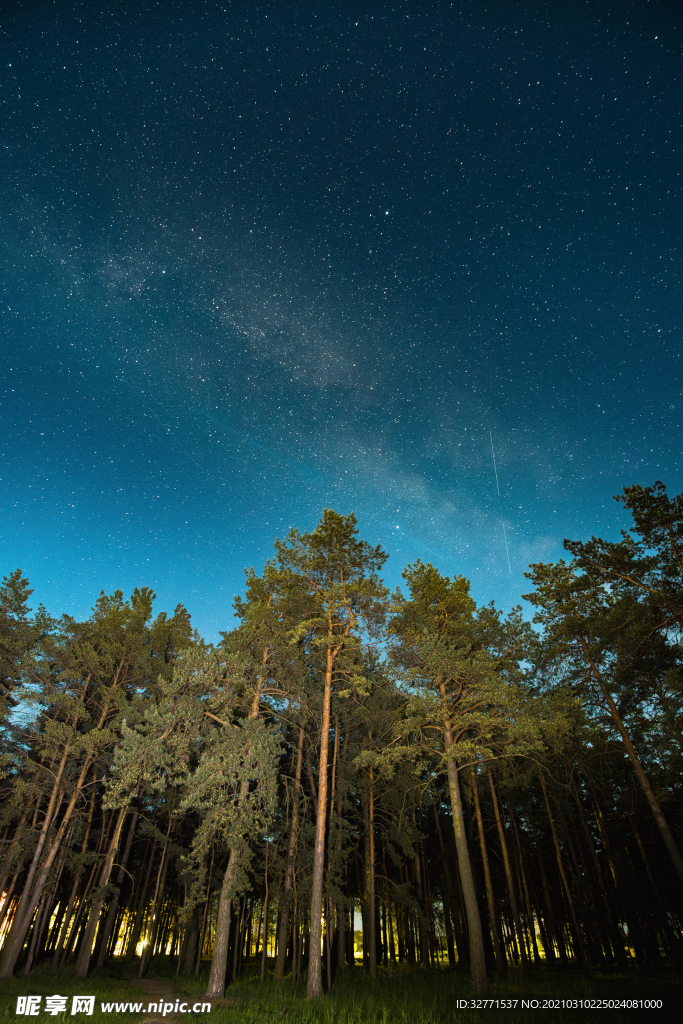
[120,973,217,1022]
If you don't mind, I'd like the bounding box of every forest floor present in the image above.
[2,958,681,1024]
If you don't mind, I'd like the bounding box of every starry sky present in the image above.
[2,0,682,642]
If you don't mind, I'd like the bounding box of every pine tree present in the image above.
[390,561,540,990]
[274,510,388,997]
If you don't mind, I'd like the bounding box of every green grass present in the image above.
[0,965,148,1022]
[1,959,680,1024]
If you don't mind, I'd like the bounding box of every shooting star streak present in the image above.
[502,523,511,574]
[490,431,511,573]
[490,431,500,496]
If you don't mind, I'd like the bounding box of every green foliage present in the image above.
[2,490,682,989]
[390,561,541,770]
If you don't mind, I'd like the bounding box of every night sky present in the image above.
[2,1,681,642]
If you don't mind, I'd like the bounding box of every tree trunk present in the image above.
[0,754,95,978]
[76,804,129,978]
[126,838,157,959]
[96,809,139,967]
[258,893,268,980]
[23,839,70,973]
[366,773,377,979]
[431,804,457,967]
[508,805,541,965]
[539,773,587,966]
[578,637,683,887]
[194,850,214,975]
[336,892,347,972]
[306,645,334,998]
[139,814,172,979]
[205,667,264,998]
[439,686,486,989]
[274,726,304,981]
[0,874,18,934]
[486,770,528,970]
[472,773,506,978]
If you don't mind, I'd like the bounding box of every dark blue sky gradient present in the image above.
[2,0,682,641]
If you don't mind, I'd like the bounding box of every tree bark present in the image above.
[125,838,157,959]
[487,770,528,970]
[440,685,486,989]
[539,773,586,966]
[471,774,506,978]
[578,637,683,887]
[0,754,95,978]
[76,804,129,978]
[306,645,334,998]
[138,813,172,978]
[204,666,264,998]
[508,805,541,965]
[96,809,139,967]
[274,726,304,981]
[260,844,270,983]
[366,772,377,979]
[431,804,458,967]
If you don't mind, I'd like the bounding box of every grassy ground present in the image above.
[0,965,147,1022]
[1,958,680,1024]
[176,959,680,1024]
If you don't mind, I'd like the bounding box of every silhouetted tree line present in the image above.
[0,482,681,995]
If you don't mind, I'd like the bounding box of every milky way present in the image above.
[2,1,681,639]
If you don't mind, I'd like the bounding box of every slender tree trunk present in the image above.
[334,736,349,975]
[96,809,139,967]
[336,888,346,972]
[76,804,129,978]
[410,813,428,967]
[508,806,541,965]
[486,770,528,971]
[325,717,341,990]
[260,849,270,983]
[432,804,457,967]
[126,839,157,959]
[578,637,683,887]
[472,773,506,978]
[439,686,486,989]
[367,769,377,979]
[62,858,101,964]
[52,874,83,969]
[195,850,214,975]
[22,893,51,975]
[23,839,70,973]
[139,814,172,979]
[0,874,18,934]
[237,896,250,976]
[325,898,333,990]
[539,773,587,966]
[49,785,97,969]
[306,643,335,998]
[12,746,71,928]
[0,754,95,978]
[387,900,396,963]
[573,785,626,966]
[0,696,103,977]
[274,726,304,981]
[537,849,567,963]
[183,907,200,974]
[292,907,300,982]
[205,668,264,998]
[231,897,243,981]
[445,755,486,986]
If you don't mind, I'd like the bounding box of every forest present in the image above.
[0,481,681,1005]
